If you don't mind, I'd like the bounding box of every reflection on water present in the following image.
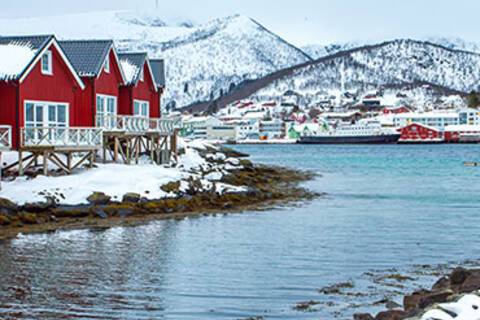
[0,145,479,319]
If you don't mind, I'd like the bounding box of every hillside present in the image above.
[248,39,480,105]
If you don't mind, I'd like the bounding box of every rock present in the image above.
[404,289,453,312]
[117,208,135,218]
[0,214,11,226]
[161,181,181,194]
[293,300,320,311]
[375,310,407,320]
[451,267,471,285]
[386,301,402,310]
[22,198,56,212]
[432,276,450,291]
[0,197,18,215]
[87,192,111,205]
[19,212,37,225]
[122,193,141,203]
[460,272,480,293]
[94,209,108,219]
[354,313,375,320]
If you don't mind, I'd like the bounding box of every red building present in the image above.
[59,40,126,127]
[399,123,443,143]
[118,53,161,119]
[0,35,86,148]
[383,106,411,115]
[444,125,480,143]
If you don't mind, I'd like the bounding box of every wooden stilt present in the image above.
[18,150,24,176]
[43,151,49,176]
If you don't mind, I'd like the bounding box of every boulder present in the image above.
[460,272,480,293]
[87,192,111,205]
[432,276,450,292]
[122,193,141,203]
[375,310,407,320]
[451,267,471,285]
[354,313,375,320]
[404,289,453,312]
[22,198,56,213]
[0,197,18,215]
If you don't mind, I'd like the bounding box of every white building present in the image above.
[393,109,480,129]
[259,119,286,139]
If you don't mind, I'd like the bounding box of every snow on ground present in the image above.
[421,294,480,320]
[0,43,35,80]
[0,140,246,205]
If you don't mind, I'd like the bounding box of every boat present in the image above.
[298,120,401,144]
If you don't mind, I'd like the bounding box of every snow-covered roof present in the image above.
[0,43,36,80]
[119,59,139,84]
[395,112,459,119]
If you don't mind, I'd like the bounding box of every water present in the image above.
[0,144,479,320]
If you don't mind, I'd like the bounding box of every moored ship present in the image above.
[299,120,401,144]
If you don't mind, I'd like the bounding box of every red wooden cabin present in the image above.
[59,40,126,127]
[399,123,443,143]
[0,35,86,149]
[118,53,160,119]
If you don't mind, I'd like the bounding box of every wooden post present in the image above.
[89,151,94,168]
[171,130,178,161]
[18,150,24,176]
[126,138,130,165]
[102,135,107,164]
[0,151,3,191]
[135,137,140,165]
[43,151,48,176]
[67,152,72,173]
[114,137,119,163]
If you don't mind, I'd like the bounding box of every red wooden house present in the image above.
[383,106,411,115]
[59,40,126,127]
[398,123,443,143]
[0,35,86,149]
[444,125,480,143]
[118,53,160,119]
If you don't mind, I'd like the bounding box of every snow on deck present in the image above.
[0,43,36,80]
[0,140,246,205]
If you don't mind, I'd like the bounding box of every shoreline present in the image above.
[0,163,320,241]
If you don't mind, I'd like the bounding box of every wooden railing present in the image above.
[21,127,103,148]
[97,115,179,134]
[0,126,12,150]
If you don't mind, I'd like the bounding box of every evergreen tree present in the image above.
[467,91,480,109]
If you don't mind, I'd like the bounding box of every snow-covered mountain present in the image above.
[303,37,480,60]
[0,11,312,109]
[252,39,480,106]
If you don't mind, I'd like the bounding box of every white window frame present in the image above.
[134,99,149,118]
[24,100,69,128]
[41,50,53,75]
[96,94,117,127]
[104,56,110,74]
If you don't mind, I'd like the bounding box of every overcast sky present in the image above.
[1,0,479,46]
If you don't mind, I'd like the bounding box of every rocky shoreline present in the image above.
[353,267,480,320]
[0,156,319,241]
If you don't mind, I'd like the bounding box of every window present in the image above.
[96,95,117,128]
[41,50,53,75]
[25,102,67,127]
[104,56,110,73]
[134,100,149,117]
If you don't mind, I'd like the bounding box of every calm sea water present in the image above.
[0,145,479,320]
